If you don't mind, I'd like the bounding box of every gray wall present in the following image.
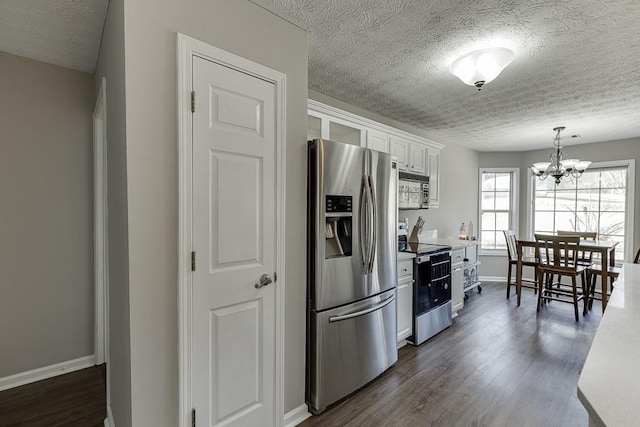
[479,138,640,278]
[309,90,480,239]
[122,1,308,425]
[0,52,94,377]
[94,0,132,424]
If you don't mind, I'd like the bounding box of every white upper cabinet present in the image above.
[391,136,427,175]
[427,148,440,208]
[409,143,427,175]
[307,110,364,147]
[366,130,390,153]
[390,137,410,170]
[308,99,444,207]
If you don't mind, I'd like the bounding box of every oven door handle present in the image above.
[328,295,395,323]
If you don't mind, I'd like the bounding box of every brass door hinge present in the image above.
[191,408,196,427]
[191,91,195,113]
[191,251,196,271]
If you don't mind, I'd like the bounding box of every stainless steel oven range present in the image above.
[401,242,452,345]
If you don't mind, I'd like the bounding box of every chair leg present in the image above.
[588,272,596,311]
[506,262,512,299]
[581,272,588,316]
[537,269,544,312]
[572,275,579,322]
[533,266,538,295]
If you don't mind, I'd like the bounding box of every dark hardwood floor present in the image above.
[302,281,602,427]
[0,364,106,427]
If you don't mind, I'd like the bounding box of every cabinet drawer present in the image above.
[397,259,413,280]
[451,248,465,265]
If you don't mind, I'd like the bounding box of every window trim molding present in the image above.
[527,159,635,262]
[478,167,520,256]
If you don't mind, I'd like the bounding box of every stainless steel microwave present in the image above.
[398,172,429,210]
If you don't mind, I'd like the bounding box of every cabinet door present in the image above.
[366,130,390,153]
[427,148,440,208]
[409,143,427,174]
[329,120,363,147]
[390,137,410,170]
[397,278,413,342]
[307,114,322,141]
[452,263,464,316]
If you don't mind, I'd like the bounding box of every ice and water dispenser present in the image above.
[325,195,352,258]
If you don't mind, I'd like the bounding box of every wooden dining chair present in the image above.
[503,230,538,299]
[557,230,597,266]
[587,247,640,309]
[535,234,588,321]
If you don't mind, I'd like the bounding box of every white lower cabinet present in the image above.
[397,258,414,345]
[397,279,413,342]
[451,248,465,317]
[452,262,464,317]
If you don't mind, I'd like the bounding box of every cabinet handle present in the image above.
[454,267,462,272]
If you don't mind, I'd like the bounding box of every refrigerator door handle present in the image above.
[328,294,395,323]
[359,176,368,271]
[367,175,377,274]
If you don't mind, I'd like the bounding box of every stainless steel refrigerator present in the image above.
[307,139,398,414]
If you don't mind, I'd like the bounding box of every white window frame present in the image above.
[526,159,635,262]
[478,168,520,256]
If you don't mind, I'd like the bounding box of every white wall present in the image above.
[0,52,94,377]
[121,1,308,425]
[308,90,480,239]
[479,138,640,278]
[94,0,132,424]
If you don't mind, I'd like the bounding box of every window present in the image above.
[531,160,635,262]
[479,168,519,254]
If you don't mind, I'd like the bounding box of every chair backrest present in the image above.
[503,230,518,261]
[557,230,596,263]
[557,230,597,240]
[634,248,640,264]
[534,233,582,269]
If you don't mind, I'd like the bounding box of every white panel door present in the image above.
[366,130,390,153]
[192,56,277,427]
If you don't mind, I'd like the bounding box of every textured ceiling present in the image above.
[0,0,108,73]
[252,0,640,151]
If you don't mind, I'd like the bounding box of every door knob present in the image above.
[255,273,273,289]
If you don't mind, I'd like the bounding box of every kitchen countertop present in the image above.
[397,251,416,261]
[420,238,479,250]
[577,263,640,426]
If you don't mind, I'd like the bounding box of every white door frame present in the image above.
[177,33,287,427]
[93,76,109,366]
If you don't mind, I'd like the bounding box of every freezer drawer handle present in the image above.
[328,295,395,323]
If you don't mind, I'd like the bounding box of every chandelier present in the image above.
[531,126,591,184]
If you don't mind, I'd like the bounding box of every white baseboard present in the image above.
[0,355,95,392]
[104,406,115,427]
[284,403,311,427]
[479,276,507,282]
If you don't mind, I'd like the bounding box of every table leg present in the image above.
[601,250,608,312]
[516,243,523,307]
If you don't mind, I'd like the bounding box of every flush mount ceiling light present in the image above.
[531,126,592,185]
[449,47,515,90]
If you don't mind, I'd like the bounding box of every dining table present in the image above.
[515,238,619,312]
